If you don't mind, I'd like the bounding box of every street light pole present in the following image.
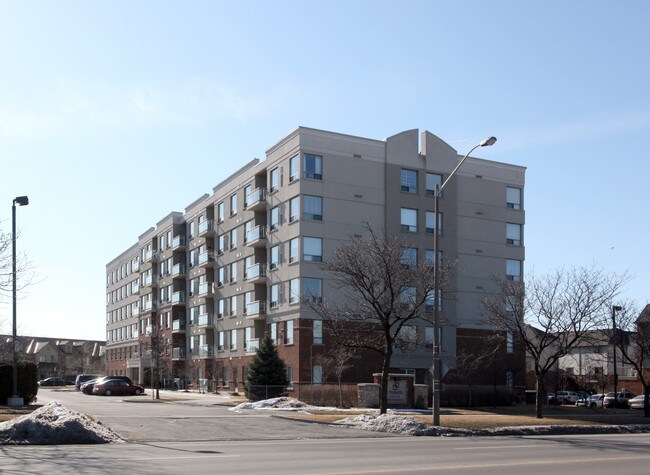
[612,305,622,408]
[10,196,29,407]
[432,137,496,426]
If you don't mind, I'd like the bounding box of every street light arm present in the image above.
[438,137,497,194]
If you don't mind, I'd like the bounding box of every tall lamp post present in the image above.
[432,137,496,426]
[9,196,29,407]
[611,304,622,408]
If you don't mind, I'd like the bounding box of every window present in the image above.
[230,194,237,216]
[218,331,225,351]
[425,289,442,310]
[289,155,299,182]
[303,195,322,221]
[426,211,442,235]
[245,327,252,350]
[230,228,238,249]
[506,371,514,388]
[506,223,522,246]
[289,278,300,303]
[399,287,416,308]
[218,267,226,287]
[507,187,521,210]
[270,322,278,343]
[400,247,417,268]
[425,327,434,349]
[244,220,253,244]
[244,291,253,314]
[506,259,522,281]
[243,184,252,208]
[218,299,226,318]
[312,364,323,384]
[400,169,418,193]
[426,173,443,196]
[303,278,322,302]
[270,167,279,192]
[230,295,237,316]
[284,320,293,345]
[289,237,299,263]
[289,196,299,222]
[270,245,280,270]
[303,237,322,262]
[286,365,294,389]
[304,153,322,180]
[217,202,225,223]
[400,208,417,232]
[230,262,237,283]
[218,235,227,255]
[507,332,514,353]
[270,207,279,231]
[230,329,237,350]
[189,221,195,240]
[270,284,279,309]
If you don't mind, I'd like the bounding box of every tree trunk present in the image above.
[644,385,649,418]
[338,377,343,408]
[379,350,392,415]
[535,374,544,419]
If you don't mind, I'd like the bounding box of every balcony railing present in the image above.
[143,300,155,311]
[142,274,156,287]
[198,251,215,267]
[198,345,214,358]
[172,347,186,359]
[172,319,186,332]
[246,188,267,210]
[144,249,156,262]
[198,282,214,296]
[172,235,186,249]
[246,301,266,317]
[245,263,266,282]
[198,219,215,236]
[198,313,214,326]
[172,291,186,304]
[132,261,140,272]
[245,226,266,247]
[246,339,260,353]
[172,263,186,277]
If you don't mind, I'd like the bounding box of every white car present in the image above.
[628,395,646,410]
[551,391,578,404]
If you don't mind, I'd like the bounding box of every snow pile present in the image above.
[335,414,474,436]
[231,397,311,412]
[0,401,124,444]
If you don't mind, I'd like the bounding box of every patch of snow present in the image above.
[231,397,311,412]
[0,401,124,444]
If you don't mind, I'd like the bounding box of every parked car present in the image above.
[92,379,144,396]
[81,376,134,395]
[38,377,73,387]
[548,391,578,405]
[74,374,100,391]
[628,395,646,410]
[603,391,635,408]
[578,393,606,408]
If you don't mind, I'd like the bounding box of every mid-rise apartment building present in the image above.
[105,127,526,394]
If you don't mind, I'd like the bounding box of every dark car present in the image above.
[92,379,144,396]
[74,374,100,390]
[38,377,73,387]
[81,376,134,395]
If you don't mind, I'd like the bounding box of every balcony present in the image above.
[198,282,214,297]
[142,274,156,287]
[132,261,140,272]
[198,250,215,268]
[144,249,157,262]
[246,301,266,319]
[245,263,267,283]
[198,313,214,327]
[198,219,215,237]
[172,291,186,305]
[143,300,156,311]
[172,263,186,277]
[245,188,267,211]
[172,347,186,359]
[132,306,140,317]
[172,319,186,332]
[172,235,186,250]
[198,345,214,358]
[246,338,260,353]
[245,226,267,247]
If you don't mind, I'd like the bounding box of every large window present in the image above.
[303,195,323,221]
[289,278,300,303]
[270,167,279,192]
[289,196,299,222]
[218,267,226,287]
[230,262,237,283]
[400,247,417,268]
[289,155,299,182]
[400,169,418,193]
[507,187,522,210]
[304,153,323,180]
[218,299,226,318]
[303,278,322,302]
[230,228,237,249]
[401,208,417,232]
[426,211,442,235]
[506,223,522,246]
[230,329,237,350]
[230,193,237,216]
[217,202,225,223]
[289,237,299,263]
[270,207,279,231]
[506,259,522,281]
[303,237,322,262]
[270,245,280,270]
[313,320,323,344]
[426,173,443,196]
[270,284,279,309]
[230,295,238,316]
[218,235,227,255]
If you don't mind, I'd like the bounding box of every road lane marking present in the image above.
[454,445,537,450]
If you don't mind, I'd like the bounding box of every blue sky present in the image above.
[1,1,648,340]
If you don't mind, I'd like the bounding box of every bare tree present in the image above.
[308,223,451,414]
[314,344,356,407]
[452,333,503,407]
[0,226,35,305]
[145,324,170,399]
[607,304,650,417]
[483,266,628,418]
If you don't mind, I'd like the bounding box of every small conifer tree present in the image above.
[245,336,289,401]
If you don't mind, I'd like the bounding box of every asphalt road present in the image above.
[2,389,650,474]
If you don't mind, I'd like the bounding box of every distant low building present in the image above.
[0,335,105,380]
